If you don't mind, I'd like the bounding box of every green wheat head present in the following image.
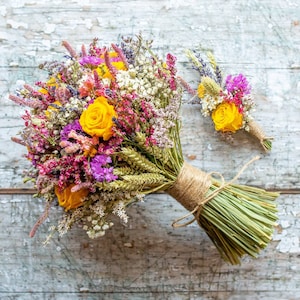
[120,147,162,173]
[122,173,167,186]
[96,173,167,192]
[113,167,138,176]
[201,76,221,97]
[135,132,169,164]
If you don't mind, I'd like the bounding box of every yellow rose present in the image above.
[211,102,243,132]
[55,184,89,211]
[79,96,116,140]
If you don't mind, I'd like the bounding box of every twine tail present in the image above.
[247,120,273,151]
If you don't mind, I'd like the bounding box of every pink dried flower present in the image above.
[111,43,129,69]
[9,94,44,109]
[104,50,117,78]
[62,40,78,58]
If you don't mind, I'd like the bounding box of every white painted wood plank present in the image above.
[1,0,299,189]
[0,0,300,298]
[0,193,299,298]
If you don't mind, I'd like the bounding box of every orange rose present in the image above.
[212,102,243,132]
[79,96,116,140]
[55,184,89,211]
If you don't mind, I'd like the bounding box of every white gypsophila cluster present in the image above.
[56,208,84,236]
[89,202,106,218]
[48,96,88,128]
[239,94,255,130]
[151,94,181,148]
[67,96,88,112]
[116,55,174,109]
[201,95,223,117]
[241,94,255,115]
[117,65,162,101]
[135,193,145,202]
[115,69,138,94]
[83,215,113,239]
[243,114,255,131]
[112,201,129,224]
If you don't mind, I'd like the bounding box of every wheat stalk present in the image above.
[120,147,162,173]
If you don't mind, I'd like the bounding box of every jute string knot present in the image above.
[167,156,260,228]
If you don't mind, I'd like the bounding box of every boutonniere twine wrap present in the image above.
[10,35,278,265]
[185,49,273,151]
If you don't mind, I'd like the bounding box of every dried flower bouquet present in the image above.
[10,35,278,264]
[185,49,273,151]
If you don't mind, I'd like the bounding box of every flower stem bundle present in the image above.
[185,49,273,151]
[9,35,278,264]
[167,160,278,265]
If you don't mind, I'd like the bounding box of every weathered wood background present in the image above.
[1,0,300,299]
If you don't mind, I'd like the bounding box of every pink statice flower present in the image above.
[166,53,177,90]
[223,74,252,113]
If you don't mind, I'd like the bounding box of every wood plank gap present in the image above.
[0,188,300,195]
[0,188,37,194]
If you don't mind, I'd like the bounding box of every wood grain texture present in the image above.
[0,0,300,298]
[0,193,299,299]
[1,0,299,189]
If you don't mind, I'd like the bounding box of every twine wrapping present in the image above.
[248,120,273,151]
[167,162,211,213]
[167,156,260,228]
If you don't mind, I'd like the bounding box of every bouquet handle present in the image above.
[247,120,273,151]
[166,157,278,265]
[167,162,211,214]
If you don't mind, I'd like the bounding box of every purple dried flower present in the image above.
[79,55,102,66]
[194,52,215,79]
[90,154,117,182]
[225,74,251,95]
[60,120,82,140]
[120,42,135,65]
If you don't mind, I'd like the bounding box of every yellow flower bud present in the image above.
[45,100,62,118]
[197,83,206,98]
[95,51,127,79]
